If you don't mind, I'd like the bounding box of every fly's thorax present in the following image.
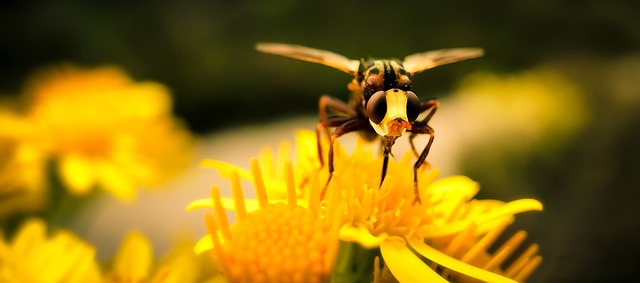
[358,60,412,99]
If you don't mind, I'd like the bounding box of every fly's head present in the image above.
[360,60,420,138]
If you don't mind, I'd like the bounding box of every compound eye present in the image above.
[406,91,420,122]
[366,91,387,124]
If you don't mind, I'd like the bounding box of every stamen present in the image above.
[204,214,230,276]
[514,255,542,282]
[483,231,527,271]
[250,158,269,209]
[211,187,232,243]
[445,198,466,223]
[460,221,509,263]
[435,223,477,276]
[444,223,477,258]
[231,170,246,221]
[276,140,292,179]
[308,168,320,216]
[259,147,275,178]
[506,243,539,278]
[373,256,381,283]
[285,160,296,207]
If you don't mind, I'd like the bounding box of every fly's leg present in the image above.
[380,146,391,187]
[409,99,439,157]
[316,116,350,167]
[317,95,356,167]
[408,122,435,205]
[320,118,368,200]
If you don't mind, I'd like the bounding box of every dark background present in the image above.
[2,1,640,282]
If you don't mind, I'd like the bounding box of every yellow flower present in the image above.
[449,70,587,157]
[0,219,207,283]
[0,218,102,283]
[311,131,543,282]
[0,109,47,220]
[105,231,204,283]
[20,65,193,201]
[190,130,543,282]
[189,158,339,282]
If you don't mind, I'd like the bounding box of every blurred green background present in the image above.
[2,0,640,282]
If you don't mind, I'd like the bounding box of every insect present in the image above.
[256,43,483,204]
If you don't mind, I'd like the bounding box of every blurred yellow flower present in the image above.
[18,65,193,201]
[0,219,207,283]
[449,70,587,156]
[105,230,204,283]
[189,130,543,282]
[0,109,47,221]
[0,218,101,283]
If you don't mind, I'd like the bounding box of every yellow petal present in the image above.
[186,198,258,212]
[201,159,253,180]
[194,234,213,255]
[339,225,384,249]
[380,237,448,283]
[429,175,479,200]
[421,199,543,237]
[476,199,543,222]
[65,256,102,283]
[9,218,47,262]
[112,231,153,281]
[186,197,296,212]
[185,198,213,211]
[408,237,517,283]
[40,231,97,283]
[152,243,201,283]
[95,160,136,201]
[59,154,95,195]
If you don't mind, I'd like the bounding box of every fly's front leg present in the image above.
[320,118,368,200]
[317,95,356,167]
[408,123,435,205]
[316,116,350,167]
[380,146,391,187]
[409,99,439,157]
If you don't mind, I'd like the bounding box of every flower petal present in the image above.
[201,159,253,180]
[111,230,153,281]
[420,199,543,237]
[339,225,384,249]
[185,197,289,212]
[59,154,95,195]
[429,175,479,200]
[152,242,201,283]
[11,218,47,255]
[194,234,213,255]
[380,237,448,283]
[185,198,213,211]
[408,237,517,283]
[95,160,137,201]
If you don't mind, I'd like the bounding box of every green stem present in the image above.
[330,240,381,283]
[43,160,101,234]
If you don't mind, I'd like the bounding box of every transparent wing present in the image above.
[402,48,484,75]
[256,42,360,75]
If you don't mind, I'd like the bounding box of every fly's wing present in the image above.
[256,42,360,75]
[402,48,484,75]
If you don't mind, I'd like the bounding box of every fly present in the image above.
[256,43,483,205]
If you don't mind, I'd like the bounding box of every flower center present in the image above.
[224,203,333,282]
